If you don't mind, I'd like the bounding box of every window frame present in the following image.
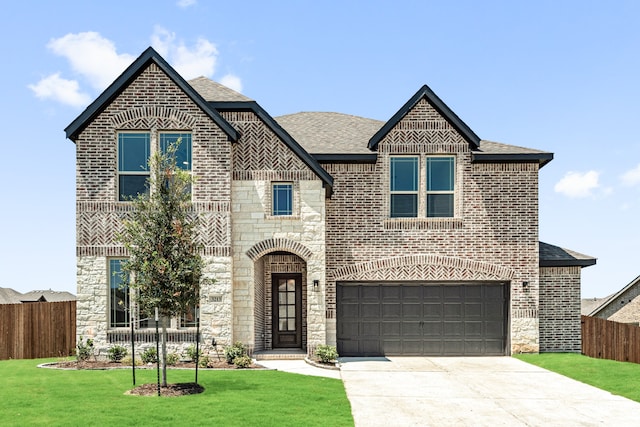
[425,155,455,218]
[389,156,420,218]
[116,131,193,202]
[271,182,294,216]
[388,154,457,220]
[109,258,130,328]
[117,132,151,201]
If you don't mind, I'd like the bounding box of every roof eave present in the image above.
[65,47,238,142]
[539,259,597,268]
[472,152,554,168]
[368,84,481,151]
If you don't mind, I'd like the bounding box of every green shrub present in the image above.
[224,342,247,364]
[315,345,338,364]
[198,355,210,368]
[166,353,179,366]
[233,355,252,368]
[76,336,94,361]
[185,344,202,361]
[107,345,127,362]
[120,355,141,366]
[140,347,157,364]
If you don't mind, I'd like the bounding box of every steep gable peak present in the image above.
[368,84,481,151]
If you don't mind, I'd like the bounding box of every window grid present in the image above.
[390,156,419,218]
[272,183,293,216]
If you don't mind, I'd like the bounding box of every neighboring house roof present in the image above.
[368,84,481,151]
[0,287,23,304]
[188,76,253,102]
[581,296,610,315]
[65,47,238,142]
[0,288,76,304]
[20,290,77,303]
[539,242,597,267]
[588,274,640,317]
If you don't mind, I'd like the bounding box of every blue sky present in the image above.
[2,0,639,297]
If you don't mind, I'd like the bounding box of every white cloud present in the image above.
[219,74,243,92]
[554,170,602,198]
[151,26,218,79]
[28,73,91,107]
[47,32,135,90]
[177,0,196,7]
[621,164,640,187]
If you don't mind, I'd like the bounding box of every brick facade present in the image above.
[69,48,588,358]
[539,266,582,352]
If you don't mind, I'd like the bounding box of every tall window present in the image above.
[117,132,192,201]
[390,157,419,217]
[118,133,150,201]
[180,305,199,328]
[109,259,130,328]
[272,183,293,216]
[426,157,455,217]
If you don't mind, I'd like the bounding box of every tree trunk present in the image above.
[161,316,168,387]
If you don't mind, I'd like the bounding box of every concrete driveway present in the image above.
[339,357,640,426]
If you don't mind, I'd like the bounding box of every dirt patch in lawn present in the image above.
[126,382,205,396]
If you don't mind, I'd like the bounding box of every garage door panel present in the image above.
[382,303,401,318]
[337,283,507,357]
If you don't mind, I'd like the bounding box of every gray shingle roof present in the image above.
[539,242,596,267]
[275,112,384,155]
[20,290,76,302]
[478,140,550,155]
[188,76,252,102]
[0,287,23,304]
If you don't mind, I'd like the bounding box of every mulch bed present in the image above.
[126,382,205,396]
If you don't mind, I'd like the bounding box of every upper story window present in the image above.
[389,155,456,218]
[426,156,455,217]
[272,182,293,216]
[390,157,419,217]
[118,132,192,201]
[118,133,150,201]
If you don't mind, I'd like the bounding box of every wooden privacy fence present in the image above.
[582,315,640,364]
[0,301,76,360]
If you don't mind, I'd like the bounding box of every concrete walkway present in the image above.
[339,357,640,427]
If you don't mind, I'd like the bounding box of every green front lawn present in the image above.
[0,358,353,427]
[515,353,640,402]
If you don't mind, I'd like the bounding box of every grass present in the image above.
[0,358,353,427]
[514,353,640,402]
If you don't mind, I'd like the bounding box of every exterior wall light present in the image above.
[313,280,320,291]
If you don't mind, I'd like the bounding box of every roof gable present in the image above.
[368,84,481,151]
[65,47,238,142]
[209,101,334,195]
[588,274,640,317]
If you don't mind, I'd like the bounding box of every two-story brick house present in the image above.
[66,47,595,358]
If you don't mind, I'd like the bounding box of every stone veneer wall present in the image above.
[74,62,233,353]
[323,98,540,353]
[222,109,327,350]
[539,266,582,352]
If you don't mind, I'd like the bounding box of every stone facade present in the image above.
[68,48,590,358]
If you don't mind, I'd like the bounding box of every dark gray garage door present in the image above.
[337,282,508,356]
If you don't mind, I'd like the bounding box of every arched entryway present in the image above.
[253,252,308,352]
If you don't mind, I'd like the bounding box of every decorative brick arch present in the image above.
[246,238,313,261]
[331,254,515,282]
[111,106,198,129]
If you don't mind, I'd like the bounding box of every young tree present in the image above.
[117,141,204,386]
